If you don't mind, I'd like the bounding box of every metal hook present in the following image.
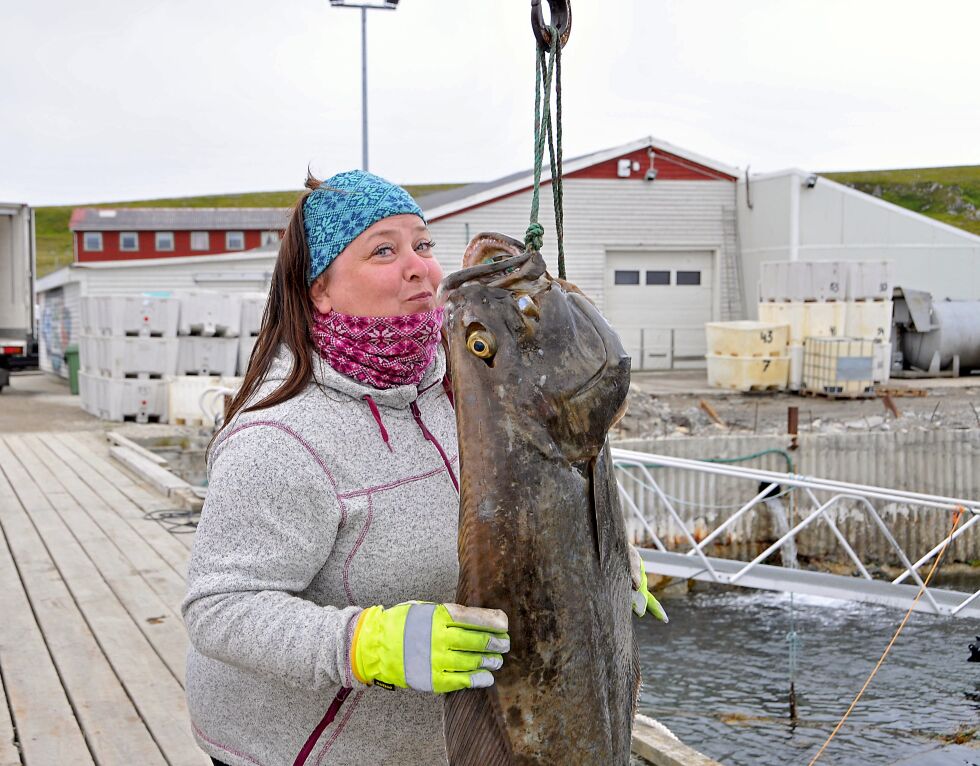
[531,0,572,49]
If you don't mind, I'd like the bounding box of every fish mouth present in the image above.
[439,251,530,295]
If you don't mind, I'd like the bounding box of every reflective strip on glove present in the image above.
[629,545,669,623]
[350,602,510,693]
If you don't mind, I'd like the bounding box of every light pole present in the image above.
[328,0,400,172]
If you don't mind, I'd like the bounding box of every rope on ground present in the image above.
[144,507,200,535]
[806,505,965,766]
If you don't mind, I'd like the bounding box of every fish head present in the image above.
[440,233,631,462]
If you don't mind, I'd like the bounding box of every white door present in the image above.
[603,251,715,370]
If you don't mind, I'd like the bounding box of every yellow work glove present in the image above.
[350,602,510,693]
[629,545,669,622]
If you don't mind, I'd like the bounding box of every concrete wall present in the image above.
[615,430,980,565]
[737,171,980,313]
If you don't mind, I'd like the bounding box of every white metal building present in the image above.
[35,247,276,377]
[737,169,980,315]
[421,137,741,370]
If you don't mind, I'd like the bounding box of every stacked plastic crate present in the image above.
[757,262,848,391]
[168,292,243,426]
[757,260,893,397]
[704,321,790,391]
[238,293,267,376]
[78,296,180,422]
[844,262,894,385]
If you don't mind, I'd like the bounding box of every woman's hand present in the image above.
[350,602,509,693]
[629,545,669,623]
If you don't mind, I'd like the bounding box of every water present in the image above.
[636,586,980,765]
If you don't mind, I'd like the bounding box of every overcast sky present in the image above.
[3,0,978,205]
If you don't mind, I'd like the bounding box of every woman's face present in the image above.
[309,214,443,317]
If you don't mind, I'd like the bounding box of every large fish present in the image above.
[440,233,639,765]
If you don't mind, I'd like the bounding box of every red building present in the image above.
[69,207,290,263]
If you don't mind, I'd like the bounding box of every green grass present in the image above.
[34,184,462,278]
[822,165,980,238]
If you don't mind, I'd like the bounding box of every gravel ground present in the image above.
[615,370,980,440]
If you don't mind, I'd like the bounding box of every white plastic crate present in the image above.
[759,261,846,302]
[757,303,806,344]
[240,293,268,337]
[847,261,894,301]
[86,295,180,337]
[167,375,222,425]
[238,335,258,375]
[82,336,179,378]
[844,300,893,341]
[705,321,789,358]
[177,336,239,376]
[873,342,893,384]
[177,292,243,337]
[788,344,804,391]
[79,335,100,373]
[706,355,789,392]
[78,373,167,422]
[758,301,847,344]
[80,296,100,335]
[802,337,875,398]
[802,301,847,339]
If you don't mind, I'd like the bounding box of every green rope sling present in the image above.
[525,24,567,280]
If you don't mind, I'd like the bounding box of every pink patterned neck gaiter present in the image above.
[310,307,445,390]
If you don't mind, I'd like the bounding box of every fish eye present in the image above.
[466,330,496,359]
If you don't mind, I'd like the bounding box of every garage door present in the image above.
[603,251,714,370]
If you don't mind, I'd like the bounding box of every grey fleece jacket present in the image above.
[182,344,460,766]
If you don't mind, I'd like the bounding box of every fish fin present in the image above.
[585,458,603,565]
[444,688,512,766]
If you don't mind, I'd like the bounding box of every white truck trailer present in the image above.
[0,203,38,392]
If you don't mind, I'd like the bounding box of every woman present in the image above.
[182,170,511,766]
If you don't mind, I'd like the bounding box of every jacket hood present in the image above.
[264,343,447,410]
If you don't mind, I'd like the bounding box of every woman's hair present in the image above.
[213,173,322,442]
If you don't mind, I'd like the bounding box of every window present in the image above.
[155,232,175,251]
[226,231,245,250]
[614,270,640,285]
[676,270,702,286]
[645,270,670,285]
[83,232,103,251]
[119,232,139,252]
[190,231,209,251]
[261,230,281,246]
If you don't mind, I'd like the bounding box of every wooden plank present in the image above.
[41,432,193,569]
[0,446,138,765]
[56,431,195,552]
[0,440,206,765]
[109,445,192,497]
[106,431,168,465]
[13,435,189,684]
[0,669,24,766]
[23,434,187,618]
[631,714,722,766]
[0,470,92,765]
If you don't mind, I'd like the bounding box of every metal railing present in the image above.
[612,447,980,618]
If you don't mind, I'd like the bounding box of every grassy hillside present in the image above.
[34,185,461,278]
[822,165,980,237]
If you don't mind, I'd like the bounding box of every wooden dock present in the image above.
[0,430,208,765]
[0,428,721,765]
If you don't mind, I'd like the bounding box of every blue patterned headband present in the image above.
[303,170,425,284]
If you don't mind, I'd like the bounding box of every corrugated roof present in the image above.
[69,207,291,231]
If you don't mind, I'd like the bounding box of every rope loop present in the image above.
[526,22,566,278]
